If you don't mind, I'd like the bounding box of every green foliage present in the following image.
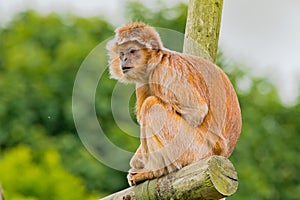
[0,1,299,200]
[126,0,187,32]
[0,145,96,200]
[0,10,127,198]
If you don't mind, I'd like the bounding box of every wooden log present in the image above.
[100,156,238,200]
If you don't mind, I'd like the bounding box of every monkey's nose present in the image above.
[121,57,128,67]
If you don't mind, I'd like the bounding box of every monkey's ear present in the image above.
[149,39,161,50]
[144,26,163,50]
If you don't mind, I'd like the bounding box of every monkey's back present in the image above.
[153,51,242,157]
[182,53,241,157]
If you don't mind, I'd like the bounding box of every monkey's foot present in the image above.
[127,168,155,186]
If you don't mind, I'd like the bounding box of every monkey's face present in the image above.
[109,41,151,83]
[118,41,147,73]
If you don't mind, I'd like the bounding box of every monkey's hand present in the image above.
[127,168,154,186]
[179,104,208,128]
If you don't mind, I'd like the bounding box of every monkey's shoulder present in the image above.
[153,49,221,79]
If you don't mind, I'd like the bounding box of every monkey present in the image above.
[106,22,242,186]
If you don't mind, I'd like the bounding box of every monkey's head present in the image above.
[107,22,163,83]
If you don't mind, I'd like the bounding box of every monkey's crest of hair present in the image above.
[113,22,163,50]
[106,22,164,82]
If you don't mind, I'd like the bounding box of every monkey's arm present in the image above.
[150,62,208,128]
[170,84,208,128]
[136,84,152,123]
[176,101,208,128]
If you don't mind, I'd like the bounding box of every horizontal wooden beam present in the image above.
[100,156,238,200]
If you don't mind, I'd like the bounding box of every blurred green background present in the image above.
[0,1,299,199]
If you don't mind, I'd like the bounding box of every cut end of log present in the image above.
[208,156,238,196]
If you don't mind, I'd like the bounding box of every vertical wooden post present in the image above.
[183,0,224,63]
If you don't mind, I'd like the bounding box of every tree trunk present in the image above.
[183,0,224,63]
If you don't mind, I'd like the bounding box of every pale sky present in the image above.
[0,0,299,104]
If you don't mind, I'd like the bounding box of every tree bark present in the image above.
[100,156,238,200]
[183,0,224,63]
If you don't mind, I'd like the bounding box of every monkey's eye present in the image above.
[130,49,136,54]
[119,52,124,57]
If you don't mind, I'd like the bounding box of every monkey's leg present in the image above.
[128,96,209,185]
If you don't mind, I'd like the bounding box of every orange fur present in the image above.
[106,22,242,186]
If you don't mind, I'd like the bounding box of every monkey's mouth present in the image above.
[122,66,133,74]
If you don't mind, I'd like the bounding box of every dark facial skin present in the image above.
[118,41,148,74]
